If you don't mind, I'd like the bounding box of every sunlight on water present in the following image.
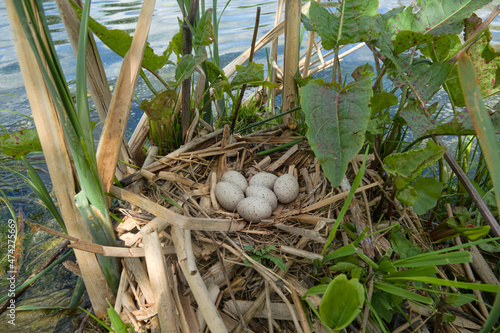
[0,0,499,126]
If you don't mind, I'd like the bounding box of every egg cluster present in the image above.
[215,170,299,222]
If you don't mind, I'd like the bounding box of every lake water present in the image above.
[1,0,499,128]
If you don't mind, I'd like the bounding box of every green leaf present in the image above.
[174,53,207,85]
[301,72,373,187]
[320,274,365,330]
[231,62,278,88]
[374,281,433,305]
[304,284,329,297]
[70,0,169,72]
[140,89,177,122]
[389,228,422,259]
[462,14,500,99]
[323,244,357,264]
[370,92,398,117]
[421,34,462,61]
[262,254,287,272]
[458,53,500,220]
[107,300,130,333]
[371,291,398,323]
[457,225,491,241]
[401,107,500,139]
[393,251,471,267]
[392,59,451,104]
[194,9,215,48]
[384,276,498,293]
[309,0,381,49]
[383,140,447,190]
[329,262,359,272]
[383,265,438,278]
[23,158,66,233]
[412,177,443,215]
[0,128,42,159]
[385,0,493,37]
[396,186,417,206]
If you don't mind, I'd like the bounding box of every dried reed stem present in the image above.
[171,226,228,332]
[97,0,156,194]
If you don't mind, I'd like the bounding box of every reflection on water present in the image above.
[0,0,499,126]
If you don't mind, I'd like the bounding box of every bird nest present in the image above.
[106,123,427,333]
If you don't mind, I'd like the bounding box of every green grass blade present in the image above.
[23,157,66,233]
[373,281,433,305]
[383,276,498,293]
[322,150,368,255]
[393,251,471,267]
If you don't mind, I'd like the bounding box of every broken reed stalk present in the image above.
[96,0,156,195]
[172,226,228,332]
[5,0,114,316]
[282,0,301,123]
[230,6,261,133]
[142,228,178,333]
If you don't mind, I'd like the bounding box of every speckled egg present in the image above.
[221,170,248,192]
[215,182,245,211]
[237,197,273,222]
[245,185,278,210]
[249,172,278,189]
[273,174,299,204]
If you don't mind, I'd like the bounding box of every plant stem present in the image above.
[230,6,261,133]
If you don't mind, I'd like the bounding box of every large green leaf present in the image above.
[412,177,443,215]
[231,62,278,89]
[194,9,215,48]
[0,128,42,159]
[320,274,365,330]
[392,58,451,104]
[309,0,380,50]
[301,72,373,187]
[383,140,447,189]
[459,53,500,214]
[385,0,493,37]
[140,89,177,122]
[448,14,500,105]
[401,107,500,139]
[174,53,207,85]
[370,91,398,117]
[70,0,170,72]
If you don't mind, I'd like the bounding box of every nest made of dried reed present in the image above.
[111,124,438,332]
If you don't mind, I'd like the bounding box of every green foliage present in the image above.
[231,62,279,89]
[308,0,381,49]
[458,52,500,332]
[244,245,287,272]
[384,140,446,190]
[401,108,500,139]
[385,0,493,37]
[301,72,372,187]
[70,0,171,72]
[411,177,443,215]
[319,274,365,330]
[0,128,42,159]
